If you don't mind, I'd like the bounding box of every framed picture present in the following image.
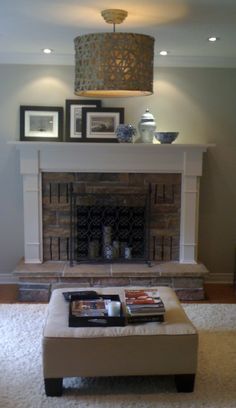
[65,99,101,142]
[82,107,124,142]
[20,106,63,141]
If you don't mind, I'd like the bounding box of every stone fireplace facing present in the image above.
[13,142,209,301]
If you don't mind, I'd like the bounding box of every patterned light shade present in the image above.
[74,32,154,97]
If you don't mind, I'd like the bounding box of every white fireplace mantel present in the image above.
[12,142,211,264]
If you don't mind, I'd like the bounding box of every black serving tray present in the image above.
[69,294,126,327]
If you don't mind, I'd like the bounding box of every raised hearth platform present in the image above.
[13,259,209,302]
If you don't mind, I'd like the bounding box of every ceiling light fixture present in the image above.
[208,37,219,42]
[42,48,53,54]
[74,9,155,98]
[159,50,168,56]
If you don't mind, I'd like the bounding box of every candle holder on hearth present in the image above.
[103,225,112,246]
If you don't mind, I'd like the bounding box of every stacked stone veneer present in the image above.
[42,172,181,263]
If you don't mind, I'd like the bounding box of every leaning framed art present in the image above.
[81,107,124,142]
[65,99,101,142]
[20,106,63,141]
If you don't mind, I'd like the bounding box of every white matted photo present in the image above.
[65,99,101,142]
[20,106,63,141]
[82,107,124,142]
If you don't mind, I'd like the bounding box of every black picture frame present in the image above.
[65,99,101,142]
[81,107,124,142]
[20,106,63,142]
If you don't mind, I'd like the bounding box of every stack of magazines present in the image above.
[124,289,165,323]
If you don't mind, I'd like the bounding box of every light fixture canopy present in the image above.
[74,9,154,98]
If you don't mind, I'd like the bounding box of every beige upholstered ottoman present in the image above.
[42,286,198,396]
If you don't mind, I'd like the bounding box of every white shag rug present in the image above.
[0,303,236,408]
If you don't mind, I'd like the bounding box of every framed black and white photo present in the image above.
[20,106,63,141]
[82,107,124,142]
[65,99,101,142]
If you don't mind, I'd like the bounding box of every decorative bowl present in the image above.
[154,132,179,144]
[115,124,136,143]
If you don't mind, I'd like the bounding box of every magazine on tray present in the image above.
[71,298,109,317]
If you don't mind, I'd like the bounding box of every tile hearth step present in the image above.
[14,259,209,302]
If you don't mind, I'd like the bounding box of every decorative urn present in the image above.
[138,109,156,143]
[115,124,136,143]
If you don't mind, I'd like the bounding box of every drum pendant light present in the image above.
[74,9,155,98]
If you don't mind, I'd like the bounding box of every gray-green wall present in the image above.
[0,64,236,282]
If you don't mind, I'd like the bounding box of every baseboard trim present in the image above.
[0,273,19,284]
[205,273,234,284]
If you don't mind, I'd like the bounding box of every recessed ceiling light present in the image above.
[42,48,53,54]
[159,50,168,56]
[208,37,219,42]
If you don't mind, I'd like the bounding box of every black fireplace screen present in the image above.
[70,188,150,265]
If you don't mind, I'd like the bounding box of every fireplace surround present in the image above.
[12,142,210,300]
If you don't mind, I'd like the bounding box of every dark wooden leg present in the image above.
[175,374,195,392]
[44,378,63,396]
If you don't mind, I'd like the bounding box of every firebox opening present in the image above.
[71,191,150,264]
[42,172,181,265]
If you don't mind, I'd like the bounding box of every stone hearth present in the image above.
[14,259,208,302]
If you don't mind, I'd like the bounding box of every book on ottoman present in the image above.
[124,289,165,323]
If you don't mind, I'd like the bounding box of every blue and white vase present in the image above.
[115,124,136,143]
[103,244,113,260]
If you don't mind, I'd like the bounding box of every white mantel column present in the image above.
[180,175,199,263]
[179,150,202,263]
[20,147,42,263]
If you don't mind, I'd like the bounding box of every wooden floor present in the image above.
[203,283,236,303]
[0,283,236,303]
[0,284,19,303]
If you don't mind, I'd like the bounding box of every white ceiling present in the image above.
[1,0,236,67]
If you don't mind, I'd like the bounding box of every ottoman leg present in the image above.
[44,378,63,396]
[175,374,195,392]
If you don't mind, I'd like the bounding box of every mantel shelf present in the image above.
[10,141,214,149]
[10,141,212,176]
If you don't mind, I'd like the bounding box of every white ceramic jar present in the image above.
[138,109,156,143]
